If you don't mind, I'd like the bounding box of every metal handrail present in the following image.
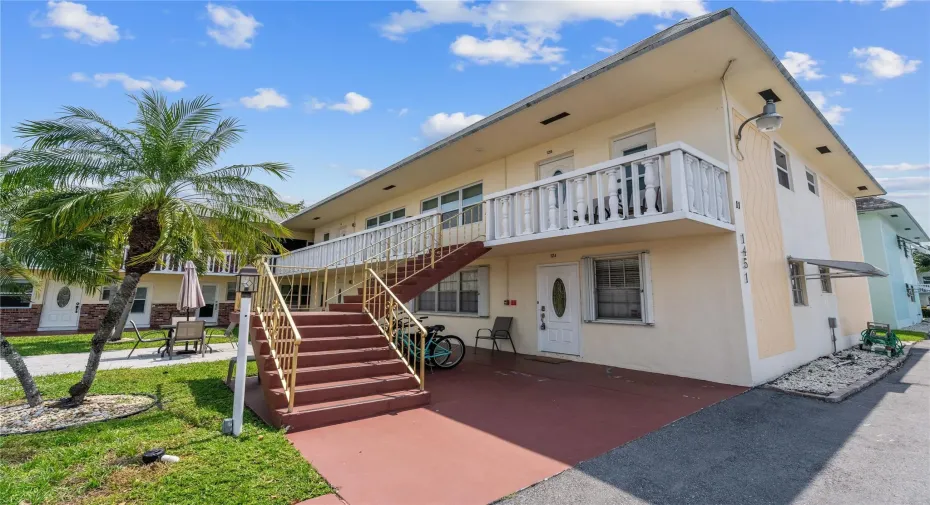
[254,260,302,413]
[363,267,427,390]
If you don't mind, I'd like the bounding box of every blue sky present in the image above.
[2,1,928,232]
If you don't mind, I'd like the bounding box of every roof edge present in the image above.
[723,10,885,196]
[284,8,734,226]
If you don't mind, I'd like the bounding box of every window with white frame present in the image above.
[788,260,807,306]
[819,267,832,293]
[416,267,488,315]
[365,208,406,229]
[906,284,915,302]
[774,144,792,190]
[582,253,653,324]
[226,281,237,302]
[131,287,148,313]
[100,285,116,301]
[0,280,33,308]
[421,183,483,229]
[805,168,819,195]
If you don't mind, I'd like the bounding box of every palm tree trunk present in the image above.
[109,287,137,342]
[65,273,141,404]
[0,334,43,407]
[65,208,160,406]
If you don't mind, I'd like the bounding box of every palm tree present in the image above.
[1,91,297,406]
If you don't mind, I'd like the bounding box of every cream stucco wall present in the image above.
[728,94,873,384]
[81,274,236,305]
[418,233,751,386]
[312,81,730,243]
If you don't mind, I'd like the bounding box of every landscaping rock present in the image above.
[0,394,154,435]
[768,348,892,396]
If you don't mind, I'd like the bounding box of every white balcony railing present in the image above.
[484,142,731,242]
[122,250,241,275]
[274,211,440,271]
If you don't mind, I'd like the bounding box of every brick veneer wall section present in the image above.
[1,305,43,333]
[78,304,110,331]
[218,302,234,327]
[151,303,186,328]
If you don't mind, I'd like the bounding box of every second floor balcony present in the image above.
[273,141,735,271]
[483,141,734,252]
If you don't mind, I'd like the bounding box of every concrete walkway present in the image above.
[500,341,930,505]
[18,342,250,377]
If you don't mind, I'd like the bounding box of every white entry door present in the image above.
[127,285,152,328]
[39,281,83,330]
[197,284,219,324]
[537,264,581,355]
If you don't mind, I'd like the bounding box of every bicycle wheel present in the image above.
[432,336,465,369]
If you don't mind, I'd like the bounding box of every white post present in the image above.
[605,168,620,221]
[232,295,251,437]
[546,184,559,231]
[642,158,659,216]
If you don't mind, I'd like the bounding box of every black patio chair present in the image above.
[474,317,516,354]
[127,320,169,357]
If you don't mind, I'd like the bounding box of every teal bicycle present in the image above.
[391,316,465,369]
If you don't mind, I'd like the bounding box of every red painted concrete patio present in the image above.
[277,349,746,505]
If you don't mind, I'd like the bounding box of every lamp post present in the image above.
[230,265,258,437]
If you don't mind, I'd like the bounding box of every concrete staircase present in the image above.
[251,242,490,431]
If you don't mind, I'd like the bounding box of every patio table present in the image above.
[161,323,219,355]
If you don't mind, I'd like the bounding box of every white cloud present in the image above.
[37,1,120,44]
[379,1,707,66]
[421,112,485,138]
[388,107,409,117]
[594,37,618,54]
[561,68,580,79]
[206,3,260,49]
[882,1,908,10]
[781,51,825,80]
[877,176,930,194]
[806,91,851,125]
[852,46,920,79]
[350,169,376,178]
[329,92,372,114]
[840,74,858,84]
[1,144,13,157]
[451,34,565,65]
[654,23,669,31]
[72,72,187,92]
[304,97,326,112]
[867,162,930,172]
[240,88,289,109]
[452,61,466,72]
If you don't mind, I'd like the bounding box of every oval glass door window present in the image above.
[56,287,71,308]
[552,278,567,317]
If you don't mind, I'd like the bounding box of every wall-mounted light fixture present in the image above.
[736,100,783,142]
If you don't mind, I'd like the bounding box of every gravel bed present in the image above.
[0,394,155,435]
[768,348,892,395]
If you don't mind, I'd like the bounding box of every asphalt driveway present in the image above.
[499,341,930,505]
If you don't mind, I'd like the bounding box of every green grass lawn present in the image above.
[5,329,228,357]
[0,361,331,505]
[893,330,928,342]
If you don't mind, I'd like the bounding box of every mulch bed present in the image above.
[1,394,156,436]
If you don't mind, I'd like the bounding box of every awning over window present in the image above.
[789,257,888,279]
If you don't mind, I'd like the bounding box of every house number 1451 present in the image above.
[740,233,749,284]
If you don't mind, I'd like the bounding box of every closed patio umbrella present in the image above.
[178,260,205,320]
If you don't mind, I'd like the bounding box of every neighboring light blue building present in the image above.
[856,197,929,329]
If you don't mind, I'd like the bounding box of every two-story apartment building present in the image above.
[856,196,930,328]
[271,9,886,387]
[0,253,244,333]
